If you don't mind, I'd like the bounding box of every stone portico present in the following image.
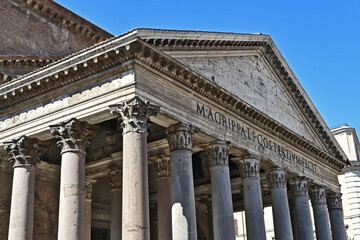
[0,28,348,240]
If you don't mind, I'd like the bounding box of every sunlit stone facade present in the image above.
[0,1,349,240]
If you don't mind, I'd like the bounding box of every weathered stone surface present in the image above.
[0,0,109,57]
[33,179,59,240]
[175,55,320,146]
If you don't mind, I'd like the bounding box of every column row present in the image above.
[2,96,347,240]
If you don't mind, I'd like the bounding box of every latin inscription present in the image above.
[196,102,317,173]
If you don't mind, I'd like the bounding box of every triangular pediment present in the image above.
[135,29,347,162]
[0,28,347,166]
[172,54,324,148]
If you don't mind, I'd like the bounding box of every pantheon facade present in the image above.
[0,1,349,240]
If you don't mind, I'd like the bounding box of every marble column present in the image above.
[288,196,298,240]
[235,155,266,240]
[309,187,331,240]
[50,118,97,240]
[108,168,122,240]
[4,136,47,240]
[110,96,159,240]
[289,178,314,240]
[205,141,235,240]
[150,156,172,240]
[267,167,293,240]
[167,123,198,240]
[327,193,346,240]
[85,178,96,240]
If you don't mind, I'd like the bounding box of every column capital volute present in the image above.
[327,192,343,210]
[108,168,122,189]
[289,177,309,196]
[149,155,171,178]
[266,167,287,189]
[49,118,98,155]
[166,122,199,151]
[309,186,327,205]
[204,141,231,168]
[233,154,261,179]
[109,96,160,134]
[85,178,97,200]
[3,135,48,167]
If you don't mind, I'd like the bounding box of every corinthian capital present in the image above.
[149,156,171,178]
[205,141,230,168]
[289,177,309,196]
[234,155,260,179]
[109,96,160,134]
[327,193,343,210]
[309,186,327,205]
[267,167,287,189]
[167,123,198,151]
[3,136,48,167]
[108,168,122,189]
[85,178,97,199]
[50,118,97,154]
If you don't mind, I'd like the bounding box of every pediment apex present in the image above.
[0,28,348,167]
[133,29,348,163]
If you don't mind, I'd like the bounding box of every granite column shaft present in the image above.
[206,141,235,240]
[150,156,172,240]
[110,97,159,240]
[50,118,97,240]
[236,155,266,240]
[167,123,198,240]
[267,168,293,240]
[327,193,346,240]
[309,187,331,240]
[289,178,314,240]
[108,168,122,240]
[4,136,47,240]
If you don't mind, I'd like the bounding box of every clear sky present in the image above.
[55,0,360,132]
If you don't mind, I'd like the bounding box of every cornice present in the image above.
[0,56,62,84]
[139,35,347,168]
[0,32,347,170]
[15,0,112,43]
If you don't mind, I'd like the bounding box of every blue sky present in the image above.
[55,0,360,132]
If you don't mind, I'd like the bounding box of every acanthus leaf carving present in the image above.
[205,141,230,168]
[3,135,48,167]
[289,177,309,196]
[109,96,160,134]
[149,156,171,178]
[49,118,98,154]
[167,123,199,151]
[267,167,287,189]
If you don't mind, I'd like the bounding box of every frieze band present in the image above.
[196,102,318,173]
